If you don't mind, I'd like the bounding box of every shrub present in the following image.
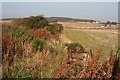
[111,22,117,25]
[45,25,55,34]
[65,43,85,53]
[2,33,16,66]
[49,46,58,55]
[49,46,55,53]
[30,29,51,40]
[45,23,63,34]
[51,23,63,33]
[28,16,49,29]
[12,16,49,29]
[15,30,25,38]
[12,30,26,43]
[31,39,45,52]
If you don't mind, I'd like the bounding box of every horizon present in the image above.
[2,2,118,22]
[1,16,118,23]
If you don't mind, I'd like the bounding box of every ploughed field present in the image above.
[58,22,118,29]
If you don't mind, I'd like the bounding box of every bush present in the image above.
[65,43,85,53]
[45,23,63,34]
[28,16,49,29]
[30,29,51,40]
[45,25,55,34]
[12,16,49,29]
[111,22,117,25]
[49,46,58,55]
[51,23,63,33]
[49,46,55,53]
[2,33,16,66]
[15,30,25,38]
[31,39,45,52]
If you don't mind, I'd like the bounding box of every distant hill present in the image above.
[1,17,97,23]
[1,18,16,21]
[47,17,97,23]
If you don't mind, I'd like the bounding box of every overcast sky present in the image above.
[2,2,118,22]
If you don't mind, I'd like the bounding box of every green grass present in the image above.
[63,29,118,61]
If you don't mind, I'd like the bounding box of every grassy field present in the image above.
[63,29,118,61]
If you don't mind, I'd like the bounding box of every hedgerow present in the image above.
[12,16,49,29]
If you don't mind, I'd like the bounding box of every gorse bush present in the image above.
[12,29,33,43]
[28,16,49,29]
[15,30,25,38]
[12,16,63,35]
[12,16,49,29]
[51,23,63,33]
[31,39,45,52]
[65,43,85,53]
[45,23,63,34]
[45,25,55,34]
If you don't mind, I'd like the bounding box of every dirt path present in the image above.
[59,34,72,43]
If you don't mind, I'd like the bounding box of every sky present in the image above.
[1,2,119,22]
[1,0,120,2]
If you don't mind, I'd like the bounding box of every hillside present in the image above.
[47,17,96,23]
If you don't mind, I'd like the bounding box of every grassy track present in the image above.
[63,29,118,61]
